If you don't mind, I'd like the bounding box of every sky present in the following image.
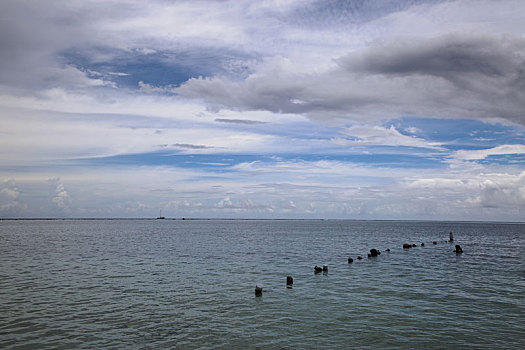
[1,0,524,220]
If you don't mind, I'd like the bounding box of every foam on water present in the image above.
[1,219,524,349]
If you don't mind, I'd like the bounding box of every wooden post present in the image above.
[255,285,262,296]
[286,276,293,285]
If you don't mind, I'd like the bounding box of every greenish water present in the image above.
[1,220,524,349]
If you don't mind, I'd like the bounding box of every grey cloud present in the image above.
[0,0,135,90]
[338,34,521,78]
[215,118,267,125]
[0,0,259,93]
[173,143,213,149]
[178,34,525,125]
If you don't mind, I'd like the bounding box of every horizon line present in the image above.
[1,217,524,224]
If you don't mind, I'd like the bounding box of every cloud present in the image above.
[0,0,133,91]
[0,105,296,164]
[463,172,525,209]
[452,144,525,161]
[334,124,443,149]
[173,143,214,150]
[404,126,421,134]
[178,33,525,125]
[231,159,416,181]
[215,118,267,125]
[1,158,523,219]
[406,171,525,210]
[2,0,525,94]
[138,81,177,94]
[340,34,520,78]
[48,177,71,210]
[0,179,26,216]
[216,197,234,208]
[109,72,130,76]
[4,0,525,127]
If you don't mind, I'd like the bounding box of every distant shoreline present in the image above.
[0,218,523,224]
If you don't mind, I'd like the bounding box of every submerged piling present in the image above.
[449,231,454,242]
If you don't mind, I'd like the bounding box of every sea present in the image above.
[0,219,524,349]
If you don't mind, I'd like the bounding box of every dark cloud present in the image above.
[338,34,522,79]
[173,143,213,149]
[215,118,267,125]
[178,34,525,125]
[337,34,525,124]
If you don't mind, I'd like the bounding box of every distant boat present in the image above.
[156,210,165,220]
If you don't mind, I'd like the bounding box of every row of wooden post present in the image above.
[255,231,461,296]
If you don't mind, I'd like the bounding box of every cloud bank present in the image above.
[179,34,525,125]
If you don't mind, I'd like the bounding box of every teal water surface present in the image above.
[1,220,524,349]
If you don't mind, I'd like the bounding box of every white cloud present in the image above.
[0,104,307,164]
[334,124,442,149]
[48,177,71,211]
[216,197,234,209]
[405,170,525,211]
[108,72,129,76]
[404,126,421,134]
[0,179,27,216]
[0,159,523,220]
[452,144,525,161]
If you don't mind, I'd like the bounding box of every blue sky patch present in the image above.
[59,46,257,89]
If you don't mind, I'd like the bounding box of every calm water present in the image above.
[1,219,524,349]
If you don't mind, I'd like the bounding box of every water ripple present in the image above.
[1,219,524,349]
